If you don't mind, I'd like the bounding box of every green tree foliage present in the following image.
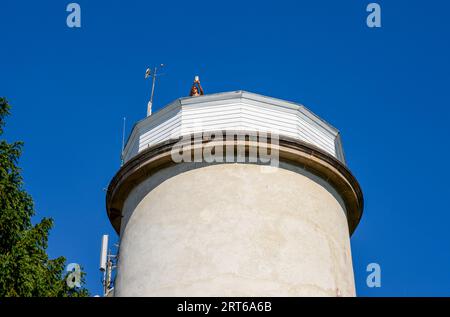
[0,97,89,297]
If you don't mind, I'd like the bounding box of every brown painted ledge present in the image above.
[106,131,364,236]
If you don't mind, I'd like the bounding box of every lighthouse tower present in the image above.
[106,91,363,297]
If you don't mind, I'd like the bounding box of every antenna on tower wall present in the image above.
[99,234,118,296]
[100,234,108,272]
[145,64,165,117]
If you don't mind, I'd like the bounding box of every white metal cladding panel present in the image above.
[181,103,243,134]
[138,110,182,152]
[123,94,342,163]
[181,101,336,156]
[240,103,299,138]
[241,103,336,156]
[123,137,139,162]
[244,100,337,156]
[138,112,181,146]
[297,112,336,155]
[181,102,298,133]
[181,102,242,118]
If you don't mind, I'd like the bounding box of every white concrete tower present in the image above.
[106,91,363,297]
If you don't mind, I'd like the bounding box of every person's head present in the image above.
[190,85,199,96]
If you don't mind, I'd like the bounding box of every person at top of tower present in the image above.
[189,76,204,97]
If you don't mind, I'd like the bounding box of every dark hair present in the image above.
[189,84,198,96]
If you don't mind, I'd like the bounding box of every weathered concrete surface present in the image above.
[114,162,356,297]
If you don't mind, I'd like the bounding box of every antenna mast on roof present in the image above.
[120,117,126,166]
[145,64,165,117]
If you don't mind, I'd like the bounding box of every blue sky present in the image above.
[1,0,450,296]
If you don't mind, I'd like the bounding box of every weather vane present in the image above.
[144,64,165,116]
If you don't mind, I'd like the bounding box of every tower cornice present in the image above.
[107,131,363,236]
